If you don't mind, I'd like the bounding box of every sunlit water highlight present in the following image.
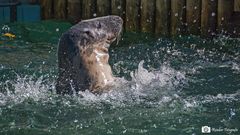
[0,22,239,135]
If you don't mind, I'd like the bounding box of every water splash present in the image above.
[1,60,239,110]
[75,60,188,107]
[0,61,186,107]
[0,75,55,107]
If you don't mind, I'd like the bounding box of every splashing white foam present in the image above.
[76,60,187,106]
[0,75,55,107]
[0,61,239,109]
[232,62,240,73]
[0,61,186,107]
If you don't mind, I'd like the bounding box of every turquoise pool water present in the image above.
[0,21,240,135]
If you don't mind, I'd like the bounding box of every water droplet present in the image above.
[211,12,216,16]
[2,25,10,33]
[230,108,236,116]
[74,120,78,123]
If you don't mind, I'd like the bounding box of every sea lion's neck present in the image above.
[83,43,114,91]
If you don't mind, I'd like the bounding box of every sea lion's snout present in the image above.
[105,15,123,41]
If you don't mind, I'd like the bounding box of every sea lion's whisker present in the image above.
[116,26,123,45]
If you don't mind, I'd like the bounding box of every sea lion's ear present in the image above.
[97,22,102,29]
[81,37,88,46]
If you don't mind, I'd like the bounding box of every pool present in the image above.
[0,21,240,135]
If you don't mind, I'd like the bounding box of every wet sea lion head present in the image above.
[76,15,123,47]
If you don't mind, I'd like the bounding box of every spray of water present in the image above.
[1,60,239,110]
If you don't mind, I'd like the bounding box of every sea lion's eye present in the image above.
[85,31,90,35]
[82,28,94,39]
[84,31,95,39]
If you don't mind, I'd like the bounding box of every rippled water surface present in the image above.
[0,21,240,135]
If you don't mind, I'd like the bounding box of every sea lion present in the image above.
[56,15,123,95]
